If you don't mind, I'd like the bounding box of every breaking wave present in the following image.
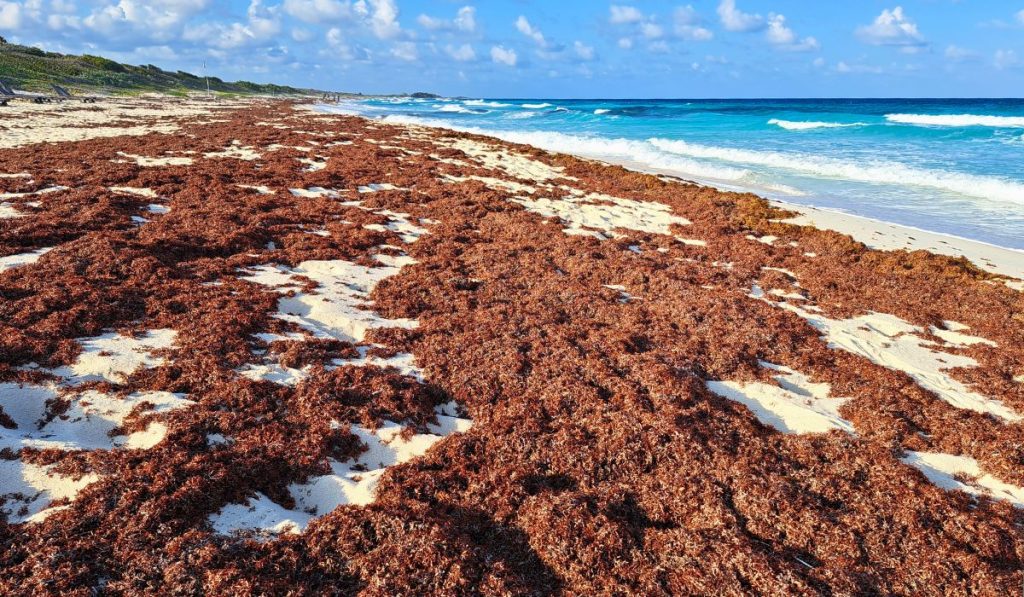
[886,114,1024,128]
[649,138,1024,206]
[768,119,864,131]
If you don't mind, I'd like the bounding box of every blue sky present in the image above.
[1,1,1023,97]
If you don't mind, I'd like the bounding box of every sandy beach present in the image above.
[1,98,1023,594]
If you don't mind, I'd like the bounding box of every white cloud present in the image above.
[417,6,475,33]
[765,13,818,51]
[995,49,1020,70]
[640,22,663,39]
[813,56,825,68]
[291,27,313,42]
[1017,9,1024,25]
[0,2,22,30]
[323,27,353,60]
[648,40,668,53]
[944,45,978,62]
[48,13,81,30]
[454,6,475,32]
[856,7,925,48]
[79,0,212,40]
[51,0,75,14]
[282,0,351,23]
[835,61,883,75]
[609,5,643,25]
[182,0,280,50]
[490,44,516,66]
[390,40,416,61]
[573,40,595,60]
[416,14,443,29]
[717,0,763,33]
[445,42,475,62]
[609,4,675,47]
[674,6,713,41]
[358,0,400,40]
[515,15,545,46]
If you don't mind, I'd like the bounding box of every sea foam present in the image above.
[464,99,511,108]
[768,119,862,131]
[886,114,1024,128]
[649,138,1024,206]
[436,104,479,114]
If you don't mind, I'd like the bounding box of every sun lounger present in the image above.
[0,79,53,103]
[52,84,98,103]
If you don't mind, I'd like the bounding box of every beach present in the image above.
[1,98,1023,594]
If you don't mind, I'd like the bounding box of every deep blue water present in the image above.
[323,98,1024,249]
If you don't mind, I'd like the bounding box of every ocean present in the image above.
[322,98,1024,250]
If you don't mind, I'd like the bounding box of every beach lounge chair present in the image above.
[52,85,99,103]
[0,79,51,103]
[0,80,15,106]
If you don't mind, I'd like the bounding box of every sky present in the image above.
[1,0,1023,98]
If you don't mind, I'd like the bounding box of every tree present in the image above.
[0,36,7,45]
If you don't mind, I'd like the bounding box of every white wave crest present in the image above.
[768,119,863,131]
[436,104,478,114]
[886,113,1024,128]
[650,138,1024,206]
[464,99,511,108]
[506,111,539,120]
[521,102,552,109]
[377,113,750,184]
[594,109,611,115]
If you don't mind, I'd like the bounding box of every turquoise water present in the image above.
[324,98,1024,249]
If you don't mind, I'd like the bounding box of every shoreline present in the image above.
[326,104,1024,283]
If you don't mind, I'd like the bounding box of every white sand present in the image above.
[707,362,854,435]
[110,186,158,198]
[0,99,255,149]
[237,363,312,386]
[0,461,100,524]
[357,183,404,193]
[50,329,177,384]
[0,383,191,522]
[0,186,67,201]
[0,248,53,273]
[298,157,328,171]
[204,141,261,161]
[239,184,274,195]
[901,451,1024,508]
[0,202,24,219]
[240,257,418,344]
[445,138,575,184]
[753,287,1018,421]
[117,152,194,167]
[442,174,537,196]
[511,190,690,240]
[332,347,425,382]
[289,187,340,198]
[363,209,429,244]
[777,201,1024,281]
[209,402,472,537]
